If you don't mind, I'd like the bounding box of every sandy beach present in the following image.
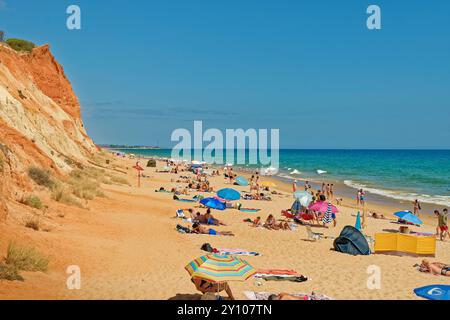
[1,155,449,300]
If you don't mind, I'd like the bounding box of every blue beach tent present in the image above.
[333,226,371,256]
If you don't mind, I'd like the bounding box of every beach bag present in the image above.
[176,224,191,234]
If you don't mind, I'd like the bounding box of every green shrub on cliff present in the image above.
[28,167,55,189]
[6,38,36,52]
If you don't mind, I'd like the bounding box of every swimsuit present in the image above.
[208,229,217,235]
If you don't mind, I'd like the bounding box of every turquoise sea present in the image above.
[112,149,450,207]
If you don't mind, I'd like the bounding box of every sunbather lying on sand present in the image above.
[418,260,450,276]
[268,293,307,300]
[192,223,235,236]
[204,209,227,226]
[191,277,235,300]
[370,211,387,219]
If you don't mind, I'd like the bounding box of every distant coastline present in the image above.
[100,144,161,150]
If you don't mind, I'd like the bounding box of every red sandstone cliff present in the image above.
[0,43,97,210]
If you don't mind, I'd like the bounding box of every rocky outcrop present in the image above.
[0,42,98,212]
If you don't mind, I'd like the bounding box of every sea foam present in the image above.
[344,180,450,207]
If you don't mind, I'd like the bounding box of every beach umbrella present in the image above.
[414,285,450,301]
[322,203,334,224]
[394,211,423,226]
[200,197,226,210]
[236,176,249,186]
[260,181,276,188]
[217,188,241,201]
[294,191,313,207]
[309,201,338,214]
[291,199,302,215]
[355,212,362,231]
[185,254,256,283]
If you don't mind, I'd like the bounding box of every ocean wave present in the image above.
[277,174,297,181]
[290,169,301,175]
[316,169,327,175]
[344,180,450,207]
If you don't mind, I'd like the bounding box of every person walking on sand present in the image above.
[293,180,297,194]
[436,209,449,241]
[413,199,421,216]
[330,184,334,199]
[356,189,361,206]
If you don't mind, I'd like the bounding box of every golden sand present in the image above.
[0,157,449,300]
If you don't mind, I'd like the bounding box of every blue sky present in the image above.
[1,0,449,148]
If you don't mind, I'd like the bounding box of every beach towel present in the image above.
[282,210,295,219]
[243,291,333,301]
[254,269,301,278]
[175,198,196,203]
[218,249,262,257]
[240,208,261,213]
[260,275,308,283]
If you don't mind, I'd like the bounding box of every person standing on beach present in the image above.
[321,183,326,193]
[356,190,361,206]
[436,209,449,241]
[330,184,334,199]
[413,199,421,216]
[326,184,331,199]
[293,180,297,193]
[360,189,366,206]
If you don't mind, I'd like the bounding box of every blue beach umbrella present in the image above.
[294,191,313,207]
[236,176,249,186]
[394,211,423,226]
[414,285,450,300]
[217,188,241,201]
[200,197,226,210]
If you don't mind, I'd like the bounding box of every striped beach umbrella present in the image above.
[185,254,256,283]
[322,202,334,224]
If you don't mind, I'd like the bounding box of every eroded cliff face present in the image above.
[0,43,97,204]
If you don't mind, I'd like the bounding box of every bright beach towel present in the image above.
[244,291,333,301]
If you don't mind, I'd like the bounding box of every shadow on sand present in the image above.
[168,293,203,300]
